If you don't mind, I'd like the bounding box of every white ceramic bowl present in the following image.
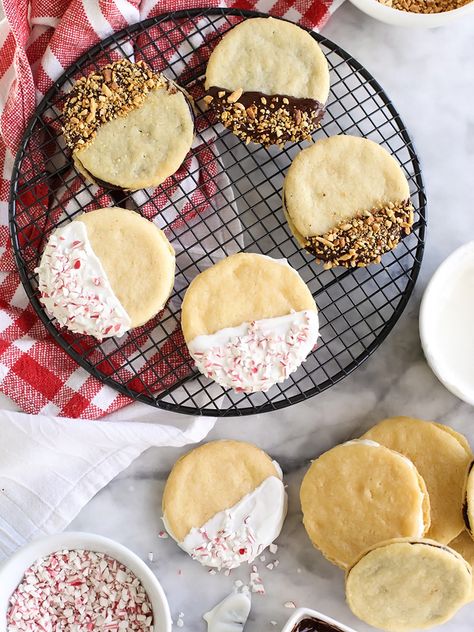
[348,0,474,27]
[281,607,359,632]
[420,241,474,406]
[0,532,172,632]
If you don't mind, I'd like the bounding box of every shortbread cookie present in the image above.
[36,207,175,339]
[283,135,414,268]
[300,440,430,569]
[181,253,319,393]
[463,461,474,536]
[204,17,329,147]
[162,440,287,569]
[63,59,194,190]
[449,530,474,601]
[346,539,472,631]
[363,417,472,543]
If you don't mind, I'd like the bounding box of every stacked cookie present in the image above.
[300,417,474,631]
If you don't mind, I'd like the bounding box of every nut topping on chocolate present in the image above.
[62,59,174,152]
[205,87,325,147]
[306,200,414,268]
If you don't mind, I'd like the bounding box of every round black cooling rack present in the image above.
[9,8,426,417]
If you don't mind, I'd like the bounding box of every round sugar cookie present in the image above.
[63,59,194,191]
[204,17,329,147]
[36,207,175,340]
[283,135,414,268]
[463,461,474,536]
[181,253,319,393]
[449,531,474,601]
[300,440,430,569]
[346,538,472,631]
[162,440,287,569]
[363,416,472,543]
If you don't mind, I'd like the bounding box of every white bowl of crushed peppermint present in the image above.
[0,532,172,632]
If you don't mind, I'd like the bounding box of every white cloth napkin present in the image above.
[0,408,216,561]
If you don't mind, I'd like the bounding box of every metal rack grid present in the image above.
[9,8,426,416]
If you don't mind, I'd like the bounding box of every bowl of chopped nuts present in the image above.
[348,0,474,27]
[0,532,172,632]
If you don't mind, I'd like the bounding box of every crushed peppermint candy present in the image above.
[6,549,153,631]
[284,601,296,609]
[158,531,169,539]
[249,565,265,595]
[269,544,278,554]
[188,513,259,570]
[35,222,131,340]
[188,310,319,393]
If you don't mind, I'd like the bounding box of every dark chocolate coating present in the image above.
[293,617,345,632]
[206,86,324,146]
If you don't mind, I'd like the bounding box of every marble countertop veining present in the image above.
[4,2,474,631]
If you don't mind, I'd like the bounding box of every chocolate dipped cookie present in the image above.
[204,18,329,147]
[63,59,194,191]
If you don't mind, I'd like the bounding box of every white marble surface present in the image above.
[3,3,474,631]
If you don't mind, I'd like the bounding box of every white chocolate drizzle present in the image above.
[35,222,131,340]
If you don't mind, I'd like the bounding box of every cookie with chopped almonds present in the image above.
[283,135,414,269]
[204,17,329,147]
[62,59,194,191]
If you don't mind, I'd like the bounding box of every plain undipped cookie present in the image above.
[283,135,414,268]
[204,17,329,146]
[363,416,472,543]
[300,440,430,569]
[449,530,474,601]
[36,207,175,339]
[162,440,287,569]
[181,253,319,393]
[346,539,472,631]
[63,59,194,190]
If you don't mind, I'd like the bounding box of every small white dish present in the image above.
[0,532,172,632]
[348,0,474,28]
[420,241,474,406]
[281,607,358,632]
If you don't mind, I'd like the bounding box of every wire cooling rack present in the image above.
[9,8,426,416]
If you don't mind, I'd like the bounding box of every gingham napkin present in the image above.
[0,0,343,420]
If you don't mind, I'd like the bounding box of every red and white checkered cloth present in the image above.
[0,0,342,420]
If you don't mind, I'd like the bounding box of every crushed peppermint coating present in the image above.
[284,601,297,609]
[269,544,278,554]
[304,200,414,269]
[6,549,153,631]
[205,88,324,147]
[188,310,319,393]
[188,513,259,570]
[147,552,154,562]
[62,59,171,153]
[35,221,131,340]
[158,531,169,539]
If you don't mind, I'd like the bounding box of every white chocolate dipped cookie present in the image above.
[363,416,473,543]
[162,440,287,570]
[63,59,194,191]
[36,207,175,340]
[346,539,472,631]
[300,440,430,569]
[283,135,414,268]
[181,253,319,393]
[204,17,329,147]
